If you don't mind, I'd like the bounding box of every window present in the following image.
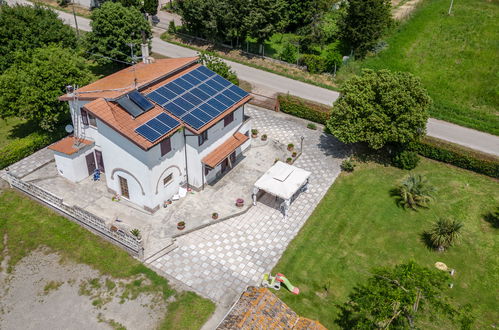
[118,176,129,199]
[160,138,171,156]
[198,130,208,146]
[81,109,89,126]
[223,112,234,127]
[88,112,97,127]
[163,173,173,186]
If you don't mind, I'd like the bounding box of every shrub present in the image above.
[341,159,355,172]
[407,137,499,179]
[426,218,463,252]
[130,229,141,237]
[299,54,327,74]
[278,94,331,125]
[0,131,64,169]
[279,42,298,64]
[307,123,317,130]
[392,150,420,170]
[396,174,435,210]
[168,21,177,34]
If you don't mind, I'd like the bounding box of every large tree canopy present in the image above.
[0,46,94,131]
[0,4,77,73]
[327,69,431,149]
[85,2,151,65]
[340,0,393,58]
[337,262,473,328]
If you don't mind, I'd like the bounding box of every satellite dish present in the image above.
[65,124,74,133]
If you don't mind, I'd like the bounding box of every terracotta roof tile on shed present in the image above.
[217,287,327,330]
[202,132,249,168]
[48,136,94,155]
[60,57,199,101]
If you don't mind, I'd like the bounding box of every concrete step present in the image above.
[144,240,178,264]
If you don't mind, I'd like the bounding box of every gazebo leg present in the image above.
[252,187,259,206]
[281,199,290,219]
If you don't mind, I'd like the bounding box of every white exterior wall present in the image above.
[185,106,251,188]
[53,147,95,183]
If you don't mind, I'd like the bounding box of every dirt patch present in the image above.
[0,249,166,330]
[393,0,424,20]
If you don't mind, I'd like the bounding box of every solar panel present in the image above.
[145,66,250,130]
[117,96,144,117]
[135,113,180,142]
[128,90,154,111]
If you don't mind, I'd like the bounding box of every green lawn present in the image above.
[338,0,499,135]
[273,159,498,329]
[0,189,215,329]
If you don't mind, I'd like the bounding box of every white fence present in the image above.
[4,172,143,259]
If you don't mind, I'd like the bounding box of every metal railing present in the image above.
[4,172,144,259]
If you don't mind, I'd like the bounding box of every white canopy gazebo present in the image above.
[252,161,311,219]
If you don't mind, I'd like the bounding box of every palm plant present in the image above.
[428,218,463,251]
[397,174,435,210]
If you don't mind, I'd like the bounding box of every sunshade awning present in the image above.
[202,132,249,168]
[254,161,311,201]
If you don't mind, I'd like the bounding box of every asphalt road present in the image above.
[7,0,499,156]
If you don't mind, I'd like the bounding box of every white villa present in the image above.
[50,57,252,213]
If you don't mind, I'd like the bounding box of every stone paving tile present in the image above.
[150,106,350,305]
[1,147,54,178]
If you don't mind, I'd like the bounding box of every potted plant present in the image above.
[212,212,219,220]
[112,193,120,202]
[292,151,297,158]
[130,229,141,240]
[251,129,258,138]
[177,221,185,230]
[287,143,294,151]
[286,157,293,164]
[261,134,267,141]
[236,198,244,207]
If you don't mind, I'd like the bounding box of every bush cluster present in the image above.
[0,132,63,169]
[277,94,331,125]
[392,150,420,170]
[408,137,499,179]
[299,54,327,74]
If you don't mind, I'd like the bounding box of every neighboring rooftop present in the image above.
[217,287,327,330]
[48,136,94,155]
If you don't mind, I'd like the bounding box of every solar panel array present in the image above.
[118,90,155,118]
[135,113,180,143]
[146,66,249,130]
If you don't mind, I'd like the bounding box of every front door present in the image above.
[85,153,96,176]
[95,150,105,173]
[118,176,129,199]
[221,158,229,173]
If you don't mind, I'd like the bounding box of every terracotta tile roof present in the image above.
[48,136,94,155]
[83,98,181,150]
[217,287,327,330]
[202,132,249,168]
[60,57,198,101]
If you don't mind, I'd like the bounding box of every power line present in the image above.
[84,51,134,65]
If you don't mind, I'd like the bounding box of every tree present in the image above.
[327,69,431,150]
[337,262,470,328]
[0,46,94,131]
[143,0,159,16]
[243,0,286,52]
[198,52,239,85]
[85,2,151,65]
[396,174,435,210]
[340,0,393,58]
[279,42,298,63]
[0,4,77,73]
[427,218,463,251]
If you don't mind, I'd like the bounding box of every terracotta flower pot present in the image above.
[212,213,219,220]
[236,198,244,208]
[177,223,185,230]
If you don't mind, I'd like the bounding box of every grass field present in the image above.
[273,159,498,328]
[0,189,215,329]
[337,0,499,135]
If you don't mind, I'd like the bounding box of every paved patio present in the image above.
[149,105,350,306]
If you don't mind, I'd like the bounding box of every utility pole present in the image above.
[72,0,80,37]
[448,0,454,15]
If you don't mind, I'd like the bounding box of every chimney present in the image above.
[141,31,150,64]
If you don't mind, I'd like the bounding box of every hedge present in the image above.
[0,131,64,169]
[277,94,331,125]
[408,136,499,178]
